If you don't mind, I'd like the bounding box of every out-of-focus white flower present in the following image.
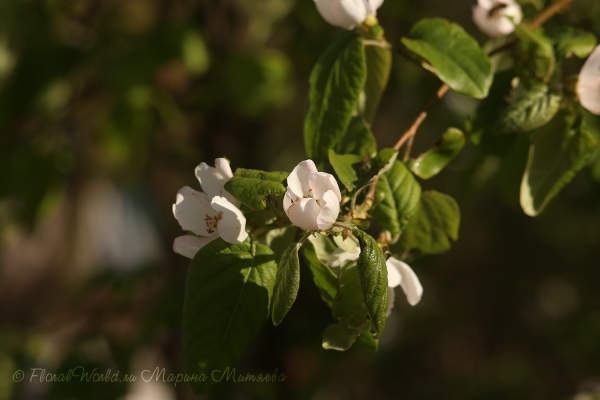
[283,160,342,231]
[472,0,522,37]
[578,45,600,115]
[172,158,247,259]
[328,237,422,314]
[314,0,384,30]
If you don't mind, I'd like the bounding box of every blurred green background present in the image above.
[1,0,600,399]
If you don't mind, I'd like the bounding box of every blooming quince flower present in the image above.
[578,45,600,115]
[314,0,384,30]
[172,158,248,259]
[283,160,342,231]
[328,237,422,314]
[472,0,522,37]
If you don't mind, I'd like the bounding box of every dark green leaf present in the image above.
[328,149,363,191]
[494,83,561,134]
[550,27,598,59]
[264,226,298,262]
[362,45,391,123]
[224,168,288,210]
[371,160,422,234]
[355,147,398,188]
[521,109,598,216]
[514,25,555,81]
[183,238,276,394]
[401,18,492,98]
[271,242,301,325]
[299,239,338,306]
[352,229,388,337]
[408,128,465,179]
[337,116,378,158]
[304,33,367,168]
[323,260,375,351]
[393,190,460,256]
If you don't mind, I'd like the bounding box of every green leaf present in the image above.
[328,149,363,191]
[337,116,377,158]
[271,242,301,325]
[183,238,276,394]
[264,226,298,262]
[494,83,561,135]
[520,109,598,216]
[224,168,288,210]
[362,45,391,123]
[355,147,398,188]
[304,33,367,168]
[371,160,422,234]
[322,322,361,351]
[408,128,465,179]
[393,190,460,256]
[401,18,492,98]
[514,25,555,81]
[352,229,388,337]
[550,27,598,59]
[469,71,517,155]
[323,260,376,351]
[299,239,338,306]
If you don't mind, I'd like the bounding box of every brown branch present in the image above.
[366,0,576,204]
[529,0,574,30]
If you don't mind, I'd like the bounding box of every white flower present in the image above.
[172,158,248,259]
[328,237,422,314]
[578,45,600,115]
[472,0,522,37]
[314,0,384,30]
[283,160,342,231]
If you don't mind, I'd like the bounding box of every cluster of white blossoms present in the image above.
[472,0,522,37]
[172,158,247,259]
[578,46,600,115]
[314,0,383,30]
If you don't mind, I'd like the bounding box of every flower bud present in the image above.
[314,0,384,30]
[472,0,522,37]
[578,45,600,115]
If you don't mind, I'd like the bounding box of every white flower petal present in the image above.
[311,172,342,203]
[173,235,216,259]
[316,190,341,230]
[283,190,294,213]
[385,257,403,288]
[214,157,234,180]
[472,1,521,37]
[314,0,366,30]
[477,0,494,9]
[287,159,318,198]
[195,162,224,199]
[367,0,384,15]
[386,286,395,316]
[579,45,600,115]
[340,0,368,27]
[328,247,360,267]
[287,197,321,231]
[172,186,220,236]
[397,260,423,306]
[210,196,248,244]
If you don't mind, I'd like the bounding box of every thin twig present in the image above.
[365,0,576,203]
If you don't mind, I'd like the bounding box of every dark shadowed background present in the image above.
[1,0,600,399]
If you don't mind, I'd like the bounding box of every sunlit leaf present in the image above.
[408,128,465,179]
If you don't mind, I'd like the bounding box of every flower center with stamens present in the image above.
[205,212,223,234]
[489,1,508,19]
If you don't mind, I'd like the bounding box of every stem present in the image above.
[367,0,575,202]
[298,231,312,244]
[363,39,392,49]
[392,0,575,157]
[529,0,574,30]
